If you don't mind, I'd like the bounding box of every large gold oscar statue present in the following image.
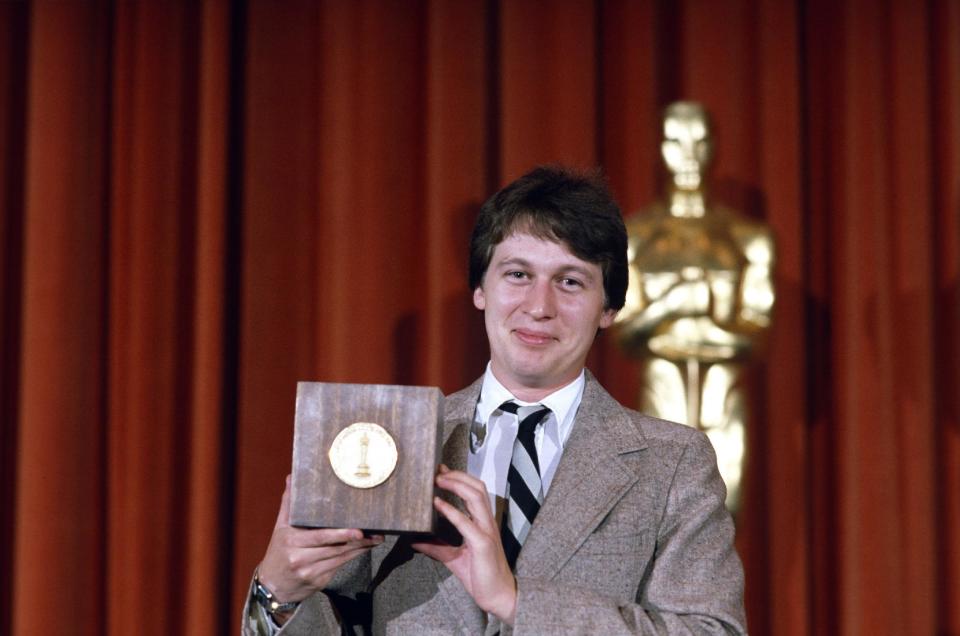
[615,101,775,513]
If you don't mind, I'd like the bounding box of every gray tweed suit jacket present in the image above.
[243,371,747,635]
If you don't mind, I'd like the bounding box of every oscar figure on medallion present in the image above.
[356,432,371,478]
[614,101,776,514]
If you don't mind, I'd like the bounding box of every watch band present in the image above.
[253,569,301,615]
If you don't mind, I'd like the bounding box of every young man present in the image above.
[245,166,747,635]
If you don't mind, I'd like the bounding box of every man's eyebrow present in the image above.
[493,257,598,280]
[494,257,533,269]
[556,264,599,280]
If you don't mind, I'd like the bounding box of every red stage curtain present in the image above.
[1,1,957,634]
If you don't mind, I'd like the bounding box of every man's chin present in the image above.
[509,364,565,389]
[493,353,577,390]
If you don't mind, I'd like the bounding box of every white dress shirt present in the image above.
[468,363,585,519]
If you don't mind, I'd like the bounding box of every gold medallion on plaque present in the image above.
[328,422,398,489]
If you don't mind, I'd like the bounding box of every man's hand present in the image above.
[257,476,383,621]
[411,465,518,626]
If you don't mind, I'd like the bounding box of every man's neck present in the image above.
[489,368,583,403]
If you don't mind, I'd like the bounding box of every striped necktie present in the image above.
[498,401,551,570]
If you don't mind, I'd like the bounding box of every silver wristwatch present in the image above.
[253,569,301,615]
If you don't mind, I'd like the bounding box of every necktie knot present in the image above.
[498,401,550,438]
[498,400,520,415]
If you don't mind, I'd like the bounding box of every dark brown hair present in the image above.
[468,165,628,310]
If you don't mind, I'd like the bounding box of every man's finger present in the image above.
[436,467,484,490]
[292,545,377,590]
[433,495,484,545]
[436,472,497,533]
[290,539,382,567]
[288,529,377,550]
[411,540,458,564]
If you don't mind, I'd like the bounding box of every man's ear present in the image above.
[473,286,486,310]
[598,308,618,329]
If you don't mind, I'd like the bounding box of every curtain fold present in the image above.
[1,1,958,634]
[0,3,28,630]
[182,1,232,631]
[933,2,960,629]
[12,3,111,634]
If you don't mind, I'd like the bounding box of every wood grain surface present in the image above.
[289,382,443,533]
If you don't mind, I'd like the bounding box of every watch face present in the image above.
[328,422,398,489]
[254,579,299,614]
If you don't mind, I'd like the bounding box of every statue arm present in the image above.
[732,226,775,329]
[616,269,711,346]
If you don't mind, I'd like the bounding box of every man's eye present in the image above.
[507,271,527,279]
[560,277,583,288]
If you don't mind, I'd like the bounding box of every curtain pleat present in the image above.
[12,3,111,635]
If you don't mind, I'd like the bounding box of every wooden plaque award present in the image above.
[289,382,444,534]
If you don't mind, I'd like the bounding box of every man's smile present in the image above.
[512,329,556,346]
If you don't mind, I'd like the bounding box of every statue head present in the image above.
[661,101,713,191]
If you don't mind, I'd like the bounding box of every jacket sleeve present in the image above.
[510,431,746,635]
[240,549,373,636]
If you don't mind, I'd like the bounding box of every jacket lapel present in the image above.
[439,377,481,473]
[515,372,647,581]
[419,373,647,627]
[425,378,486,633]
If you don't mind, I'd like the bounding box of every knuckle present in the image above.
[285,552,302,570]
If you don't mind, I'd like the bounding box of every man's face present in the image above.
[473,232,617,398]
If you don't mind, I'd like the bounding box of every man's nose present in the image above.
[524,280,557,319]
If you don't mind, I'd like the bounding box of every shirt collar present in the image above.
[476,363,585,446]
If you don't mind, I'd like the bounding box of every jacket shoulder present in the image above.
[583,370,702,445]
